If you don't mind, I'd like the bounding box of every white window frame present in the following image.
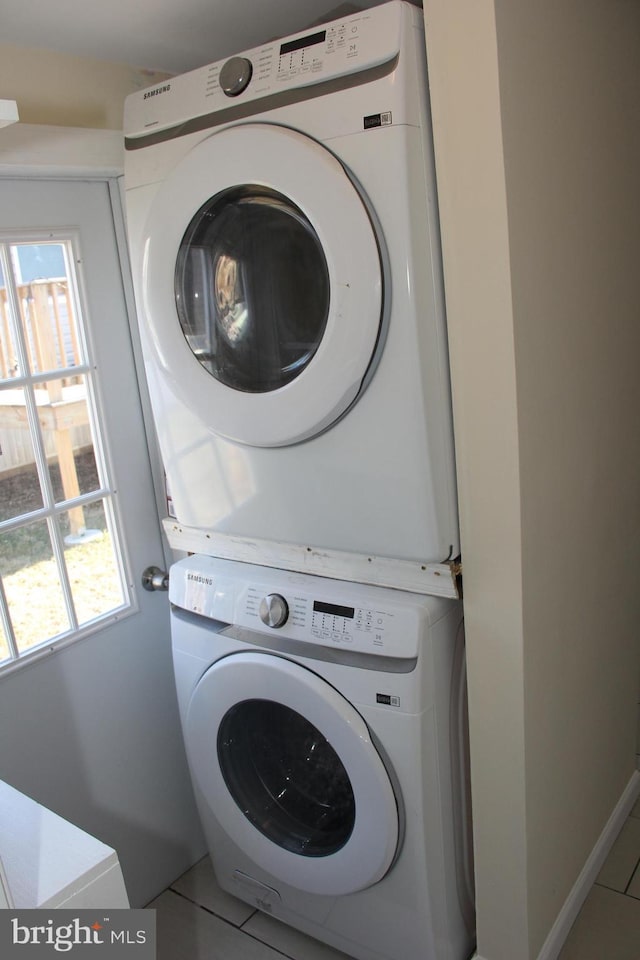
[0,227,132,667]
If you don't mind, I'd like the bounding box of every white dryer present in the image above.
[170,555,475,960]
[123,0,459,569]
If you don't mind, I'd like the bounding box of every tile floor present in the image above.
[148,798,640,960]
[557,796,640,960]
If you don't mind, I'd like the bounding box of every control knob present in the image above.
[219,56,253,97]
[259,594,289,629]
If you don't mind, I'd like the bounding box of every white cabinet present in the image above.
[0,780,129,908]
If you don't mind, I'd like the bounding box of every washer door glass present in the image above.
[185,651,399,895]
[218,699,355,856]
[175,187,330,393]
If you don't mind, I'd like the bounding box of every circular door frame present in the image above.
[185,651,399,895]
[141,122,383,447]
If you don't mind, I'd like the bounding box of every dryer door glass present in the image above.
[142,123,383,447]
[175,186,330,393]
[217,698,355,857]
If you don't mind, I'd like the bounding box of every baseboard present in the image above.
[469,769,640,960]
[535,769,640,960]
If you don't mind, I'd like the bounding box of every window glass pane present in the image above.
[0,519,70,652]
[175,186,330,394]
[11,243,83,375]
[0,620,9,663]
[14,244,66,283]
[34,374,101,505]
[0,271,21,384]
[0,386,43,518]
[59,501,125,625]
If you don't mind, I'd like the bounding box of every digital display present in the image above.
[313,600,355,619]
[280,30,327,56]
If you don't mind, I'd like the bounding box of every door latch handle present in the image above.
[142,566,169,592]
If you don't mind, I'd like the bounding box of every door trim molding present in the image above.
[0,124,123,178]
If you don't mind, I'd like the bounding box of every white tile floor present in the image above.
[148,856,354,960]
[148,800,640,960]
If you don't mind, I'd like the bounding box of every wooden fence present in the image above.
[0,278,82,381]
[0,280,92,532]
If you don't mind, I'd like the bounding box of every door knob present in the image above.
[142,566,169,592]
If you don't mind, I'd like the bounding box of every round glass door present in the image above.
[175,186,330,394]
[141,123,384,447]
[185,651,399,895]
[218,699,355,857]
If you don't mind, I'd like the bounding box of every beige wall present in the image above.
[425,1,640,958]
[0,45,170,129]
[422,3,530,956]
[499,0,640,953]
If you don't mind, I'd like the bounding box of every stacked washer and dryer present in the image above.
[124,3,475,959]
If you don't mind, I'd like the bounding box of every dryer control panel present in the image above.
[169,555,448,660]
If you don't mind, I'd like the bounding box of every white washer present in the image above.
[123,1,459,569]
[170,555,475,960]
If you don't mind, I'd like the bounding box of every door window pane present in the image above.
[0,387,43,517]
[0,235,130,666]
[175,186,330,393]
[0,279,20,384]
[0,519,70,652]
[0,619,10,663]
[59,501,125,626]
[11,242,83,376]
[33,374,101,507]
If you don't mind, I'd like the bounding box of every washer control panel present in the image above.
[169,556,432,660]
[242,587,404,655]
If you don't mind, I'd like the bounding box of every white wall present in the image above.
[424,1,640,957]
[0,613,205,908]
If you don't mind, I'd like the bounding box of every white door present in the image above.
[0,174,205,908]
[0,176,166,669]
[140,123,384,446]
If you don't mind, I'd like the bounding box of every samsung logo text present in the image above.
[143,84,171,100]
[187,573,214,586]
